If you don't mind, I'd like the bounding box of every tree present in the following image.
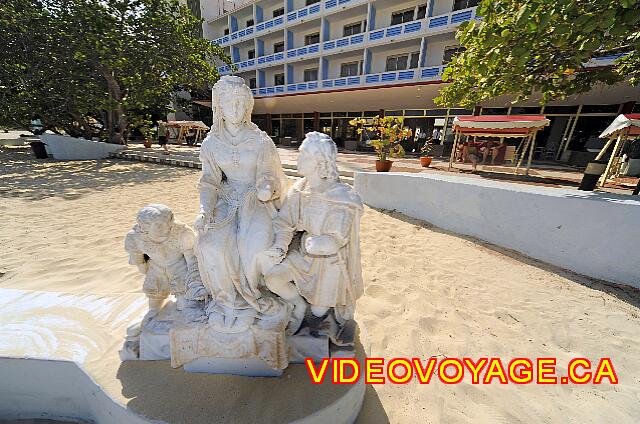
[435,0,640,108]
[0,0,229,143]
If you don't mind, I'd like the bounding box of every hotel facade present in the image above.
[192,0,640,164]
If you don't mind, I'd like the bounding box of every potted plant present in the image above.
[420,138,434,167]
[349,116,410,172]
[141,126,153,148]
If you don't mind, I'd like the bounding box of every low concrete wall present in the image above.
[41,134,124,160]
[354,172,640,288]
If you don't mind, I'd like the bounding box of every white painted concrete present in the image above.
[354,172,640,288]
[41,134,124,160]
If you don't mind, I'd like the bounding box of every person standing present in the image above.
[157,120,169,154]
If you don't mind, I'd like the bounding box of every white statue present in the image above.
[188,75,290,326]
[120,204,201,361]
[262,132,364,347]
[170,76,291,374]
[125,204,200,318]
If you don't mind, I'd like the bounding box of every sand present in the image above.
[1,146,640,423]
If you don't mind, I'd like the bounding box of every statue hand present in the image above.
[194,212,209,234]
[186,283,208,301]
[257,183,273,202]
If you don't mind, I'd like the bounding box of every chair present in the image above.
[504,146,516,164]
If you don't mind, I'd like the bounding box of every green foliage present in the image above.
[0,0,229,142]
[436,0,640,107]
[349,116,410,162]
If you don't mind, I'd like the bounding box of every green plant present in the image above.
[436,0,640,107]
[0,0,230,143]
[349,116,411,162]
[420,138,434,157]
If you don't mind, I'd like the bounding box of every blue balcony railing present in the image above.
[321,76,362,89]
[287,3,321,24]
[286,81,320,93]
[323,33,364,51]
[256,16,285,33]
[369,20,423,42]
[420,66,444,80]
[253,65,447,97]
[365,69,416,84]
[257,51,285,66]
[257,85,285,96]
[286,43,321,59]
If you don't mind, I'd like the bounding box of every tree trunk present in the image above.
[99,65,126,144]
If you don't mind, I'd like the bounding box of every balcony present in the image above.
[253,65,445,97]
[257,51,286,67]
[255,15,285,34]
[286,43,321,59]
[213,26,255,47]
[322,33,365,52]
[287,3,322,25]
[324,0,368,11]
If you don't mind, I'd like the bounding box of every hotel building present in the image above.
[191,0,640,165]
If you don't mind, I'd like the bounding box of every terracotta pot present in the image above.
[420,156,432,167]
[143,139,153,148]
[375,160,393,172]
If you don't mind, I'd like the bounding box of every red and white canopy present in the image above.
[453,115,550,137]
[599,114,640,138]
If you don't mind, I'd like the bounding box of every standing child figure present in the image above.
[261,132,364,346]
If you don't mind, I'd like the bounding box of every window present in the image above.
[385,52,420,71]
[417,4,427,19]
[248,49,255,59]
[249,78,257,89]
[443,46,464,64]
[273,7,284,18]
[304,68,318,82]
[306,0,320,5]
[340,61,360,77]
[391,9,414,26]
[274,73,285,86]
[304,33,320,45]
[223,28,229,35]
[246,19,254,27]
[274,42,285,53]
[453,0,479,11]
[343,22,363,37]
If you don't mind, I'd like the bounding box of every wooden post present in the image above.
[449,130,460,170]
[525,130,538,176]
[515,134,532,174]
[595,135,615,161]
[599,131,626,187]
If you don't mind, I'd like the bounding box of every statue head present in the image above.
[298,132,339,181]
[211,75,254,133]
[136,204,174,241]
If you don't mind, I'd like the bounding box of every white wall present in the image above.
[293,23,322,47]
[431,0,454,16]
[374,0,425,29]
[326,52,365,79]
[292,60,321,82]
[369,42,421,73]
[354,172,640,288]
[232,7,254,30]
[263,66,286,86]
[423,36,457,66]
[261,0,286,20]
[260,31,286,54]
[326,12,367,39]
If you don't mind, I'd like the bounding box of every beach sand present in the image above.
[1,146,639,423]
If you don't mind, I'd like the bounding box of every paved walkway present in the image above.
[118,142,599,190]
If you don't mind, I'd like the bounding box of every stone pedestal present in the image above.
[170,321,289,375]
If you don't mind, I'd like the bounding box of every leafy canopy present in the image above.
[436,0,640,107]
[0,0,229,142]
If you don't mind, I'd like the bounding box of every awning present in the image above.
[166,120,209,130]
[453,115,550,136]
[599,114,640,138]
